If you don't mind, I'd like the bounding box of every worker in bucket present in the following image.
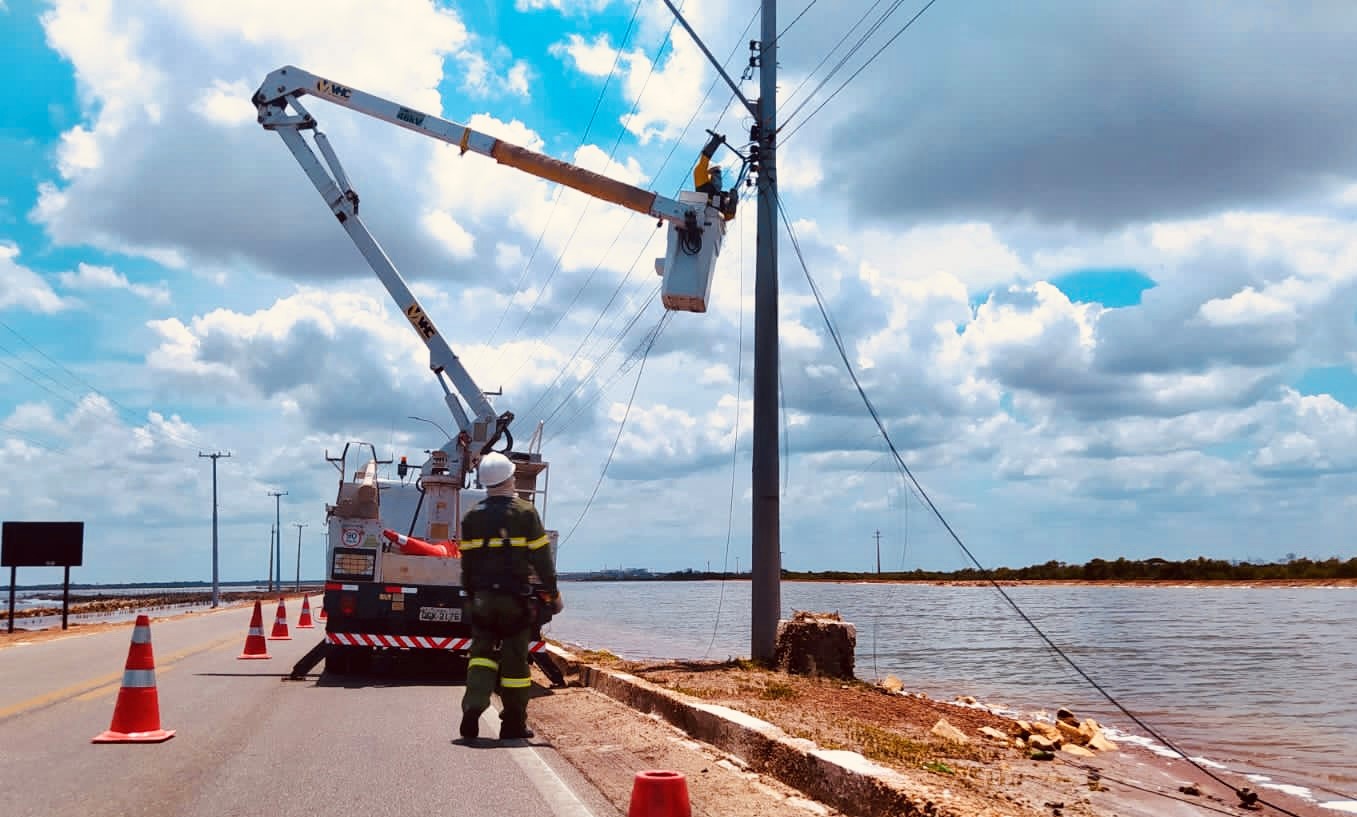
[457,451,563,741]
[693,129,737,221]
[694,130,726,195]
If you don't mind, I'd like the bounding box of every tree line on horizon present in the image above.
[632,555,1357,582]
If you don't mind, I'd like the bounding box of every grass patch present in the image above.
[760,680,798,700]
[572,648,622,664]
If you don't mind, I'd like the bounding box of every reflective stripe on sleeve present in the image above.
[525,535,550,550]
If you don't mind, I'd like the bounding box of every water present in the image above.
[4,585,275,624]
[544,580,1357,807]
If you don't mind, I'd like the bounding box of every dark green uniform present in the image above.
[458,495,557,739]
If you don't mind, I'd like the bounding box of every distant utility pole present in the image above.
[268,524,275,591]
[268,490,287,593]
[199,451,231,608]
[292,522,308,592]
[665,0,778,660]
[875,530,882,575]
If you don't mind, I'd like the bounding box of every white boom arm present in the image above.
[251,66,728,471]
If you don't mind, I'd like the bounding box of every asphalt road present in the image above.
[0,599,618,817]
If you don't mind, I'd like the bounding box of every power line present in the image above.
[778,0,889,115]
[485,0,648,346]
[781,0,912,128]
[782,0,942,144]
[0,319,204,451]
[776,0,819,43]
[558,310,671,549]
[775,193,1302,817]
[497,4,686,378]
[517,8,761,428]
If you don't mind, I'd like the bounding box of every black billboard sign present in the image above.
[2,521,85,567]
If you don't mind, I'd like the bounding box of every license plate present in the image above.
[418,606,461,622]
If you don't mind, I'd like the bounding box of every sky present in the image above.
[3,0,1357,585]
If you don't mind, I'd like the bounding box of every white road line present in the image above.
[480,707,598,817]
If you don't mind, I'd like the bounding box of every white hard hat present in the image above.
[478,452,515,487]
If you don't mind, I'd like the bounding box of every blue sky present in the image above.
[4,0,1357,584]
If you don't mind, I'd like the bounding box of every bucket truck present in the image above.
[250,66,735,677]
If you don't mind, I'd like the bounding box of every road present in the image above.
[0,598,618,817]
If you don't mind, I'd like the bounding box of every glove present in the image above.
[547,591,564,615]
[702,131,724,159]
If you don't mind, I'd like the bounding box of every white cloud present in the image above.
[191,79,256,127]
[0,242,69,313]
[421,210,476,259]
[58,262,171,304]
[1198,286,1296,326]
[551,33,623,78]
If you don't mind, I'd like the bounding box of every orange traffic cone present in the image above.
[238,600,271,659]
[297,596,315,628]
[318,602,327,621]
[92,615,175,743]
[628,770,690,817]
[268,597,291,640]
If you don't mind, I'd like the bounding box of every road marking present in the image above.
[0,634,238,720]
[480,707,598,817]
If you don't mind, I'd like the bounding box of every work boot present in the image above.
[499,722,534,740]
[459,710,480,740]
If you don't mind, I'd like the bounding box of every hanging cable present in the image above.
[558,310,672,549]
[704,197,747,659]
[775,193,1303,817]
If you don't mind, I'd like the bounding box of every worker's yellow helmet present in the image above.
[478,452,515,487]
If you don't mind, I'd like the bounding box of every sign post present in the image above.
[2,521,85,633]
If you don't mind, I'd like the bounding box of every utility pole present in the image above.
[875,529,882,575]
[268,490,287,594]
[292,522,308,592]
[199,451,231,608]
[267,524,275,591]
[750,0,780,662]
[662,0,778,660]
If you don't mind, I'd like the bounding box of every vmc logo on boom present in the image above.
[316,79,353,99]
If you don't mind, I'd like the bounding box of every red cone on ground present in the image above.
[627,770,691,817]
[92,615,176,743]
[268,597,291,640]
[238,600,271,659]
[318,602,327,621]
[297,596,315,628]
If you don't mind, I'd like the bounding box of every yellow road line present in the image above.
[0,633,241,720]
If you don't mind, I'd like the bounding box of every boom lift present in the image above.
[251,66,735,677]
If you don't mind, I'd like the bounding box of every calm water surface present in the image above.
[545,580,1357,804]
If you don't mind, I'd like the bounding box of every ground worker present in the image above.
[457,451,563,741]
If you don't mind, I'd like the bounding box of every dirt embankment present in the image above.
[540,648,1338,817]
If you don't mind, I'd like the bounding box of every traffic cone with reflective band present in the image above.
[318,601,327,621]
[297,596,315,628]
[92,615,175,743]
[268,597,291,640]
[237,600,271,659]
[627,770,690,817]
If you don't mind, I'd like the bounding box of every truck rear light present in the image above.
[339,594,358,616]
